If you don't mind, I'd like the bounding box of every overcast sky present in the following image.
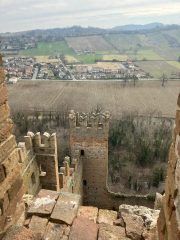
[0,0,180,33]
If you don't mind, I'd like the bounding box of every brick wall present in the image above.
[69,111,110,208]
[23,132,60,191]
[0,55,25,236]
[157,94,180,240]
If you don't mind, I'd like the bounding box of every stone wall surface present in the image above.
[157,93,180,240]
[0,55,25,237]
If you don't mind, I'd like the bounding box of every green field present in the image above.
[19,29,180,73]
[19,40,103,64]
[20,41,74,56]
[76,54,102,64]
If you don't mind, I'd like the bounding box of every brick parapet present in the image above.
[59,155,83,197]
[22,132,60,192]
[157,93,180,239]
[69,110,110,131]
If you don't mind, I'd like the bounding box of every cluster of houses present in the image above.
[3,56,148,82]
[69,61,147,80]
[3,57,72,81]
[4,57,35,82]
[0,35,36,55]
[35,63,70,80]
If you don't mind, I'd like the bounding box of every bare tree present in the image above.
[160,73,168,87]
[133,74,138,87]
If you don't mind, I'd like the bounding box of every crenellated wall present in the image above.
[157,93,180,240]
[59,155,83,197]
[22,131,60,192]
[69,110,110,208]
[0,55,25,236]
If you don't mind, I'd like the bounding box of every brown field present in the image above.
[8,80,180,118]
[65,36,114,52]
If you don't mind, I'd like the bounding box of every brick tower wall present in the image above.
[69,110,110,208]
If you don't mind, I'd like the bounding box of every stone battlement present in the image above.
[23,132,57,154]
[69,110,110,129]
[59,156,83,196]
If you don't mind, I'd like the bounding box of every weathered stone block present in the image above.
[0,164,6,183]
[119,204,160,230]
[121,212,144,240]
[2,226,34,240]
[2,193,10,214]
[0,68,5,84]
[0,135,16,163]
[29,216,48,238]
[0,119,13,144]
[142,227,158,240]
[0,167,21,200]
[0,84,7,106]
[157,208,166,240]
[97,209,117,225]
[50,192,81,225]
[78,206,98,223]
[175,110,180,134]
[27,189,59,217]
[69,216,98,240]
[98,223,128,240]
[0,103,10,124]
[6,184,24,218]
[2,149,20,176]
[8,177,23,201]
[177,93,180,108]
[44,222,69,240]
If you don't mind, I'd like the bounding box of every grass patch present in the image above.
[19,41,75,56]
[76,54,102,64]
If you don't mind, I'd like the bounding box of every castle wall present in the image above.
[24,132,60,191]
[59,155,83,199]
[69,110,156,210]
[18,141,40,196]
[157,94,180,240]
[69,111,110,208]
[0,55,25,236]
